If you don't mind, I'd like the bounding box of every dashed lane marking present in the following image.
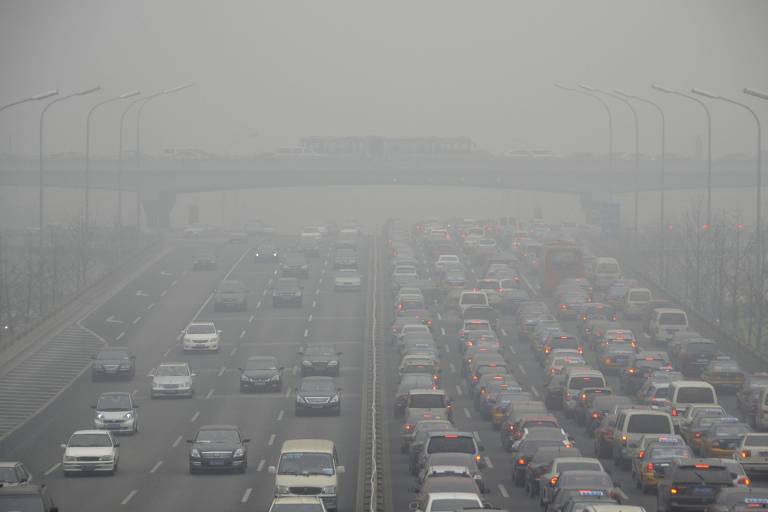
[315,289,320,295]
[437,312,442,320]
[133,316,141,324]
[241,488,252,504]
[501,328,508,337]
[268,434,276,446]
[308,314,313,322]
[256,301,261,308]
[190,411,200,422]
[292,365,298,375]
[303,329,309,338]
[531,386,540,398]
[116,331,125,341]
[509,345,517,355]
[150,461,163,473]
[449,363,456,374]
[484,456,494,469]
[312,300,317,308]
[518,363,527,375]
[277,410,284,421]
[498,484,509,498]
[121,490,137,505]
[456,385,463,396]
[147,303,155,310]
[240,330,246,339]
[229,347,237,356]
[444,345,450,353]
[172,435,183,448]
[285,388,292,397]
[170,279,178,287]
[262,290,268,296]
[160,290,167,297]
[205,389,214,399]
[44,463,60,475]
[249,315,254,323]
[257,459,265,471]
[163,346,172,357]
[440,327,446,336]
[463,407,471,419]
[218,366,226,377]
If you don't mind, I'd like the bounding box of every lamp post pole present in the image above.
[554,83,614,173]
[0,90,58,114]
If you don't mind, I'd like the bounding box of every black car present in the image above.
[239,356,284,392]
[705,487,768,512]
[188,425,250,474]
[299,344,342,376]
[0,484,58,512]
[295,376,341,416]
[214,279,248,312]
[254,245,280,263]
[91,347,135,380]
[281,253,309,278]
[192,255,217,270]
[272,277,303,307]
[657,460,735,512]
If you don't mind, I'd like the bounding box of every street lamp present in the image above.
[554,83,614,173]
[127,83,194,230]
[652,84,713,227]
[692,87,763,349]
[581,84,641,234]
[39,86,101,248]
[616,89,666,277]
[0,90,58,114]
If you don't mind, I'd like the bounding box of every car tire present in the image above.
[295,408,302,417]
[189,465,197,475]
[335,407,341,416]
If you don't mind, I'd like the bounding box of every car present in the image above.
[418,453,486,492]
[281,254,310,278]
[523,446,582,498]
[704,487,768,512]
[701,421,751,459]
[736,372,768,416]
[255,244,281,263]
[735,433,768,475]
[268,439,345,511]
[182,322,221,352]
[61,430,119,476]
[405,389,453,423]
[334,269,362,291]
[632,438,692,493]
[151,362,195,398]
[548,472,626,511]
[272,277,304,307]
[188,424,249,474]
[684,415,736,454]
[239,356,284,392]
[538,457,605,506]
[0,461,32,486]
[701,357,746,389]
[299,344,342,376]
[395,374,437,417]
[90,347,135,380]
[295,377,342,416]
[0,484,57,511]
[213,279,248,311]
[91,391,138,434]
[192,254,216,270]
[267,497,328,511]
[656,460,735,512]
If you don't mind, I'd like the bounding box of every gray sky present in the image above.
[1,0,766,158]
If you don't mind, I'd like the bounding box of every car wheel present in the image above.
[91,372,100,382]
[189,465,197,475]
[295,408,302,417]
[400,443,408,454]
[239,462,247,474]
[335,407,341,416]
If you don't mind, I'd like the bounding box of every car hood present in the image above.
[153,376,191,385]
[335,275,360,282]
[65,446,114,457]
[243,369,279,378]
[298,391,336,399]
[192,442,239,452]
[94,358,130,366]
[96,410,133,419]
[275,473,337,487]
[185,333,216,341]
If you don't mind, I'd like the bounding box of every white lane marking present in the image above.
[308,314,313,322]
[230,346,237,356]
[312,300,317,308]
[116,331,125,341]
[484,456,494,468]
[121,490,138,505]
[518,363,527,375]
[163,346,172,357]
[318,278,323,285]
[149,460,163,473]
[257,459,265,471]
[277,410,284,421]
[172,435,183,448]
[133,316,141,325]
[176,331,183,341]
[473,431,481,442]
[285,388,292,397]
[192,247,250,322]
[160,290,168,297]
[135,290,150,297]
[303,329,309,338]
[509,345,517,355]
[249,315,254,323]
[44,462,60,475]
[256,300,262,308]
[501,328,508,337]
[147,303,155,310]
[218,366,226,377]
[463,407,471,419]
[205,389,214,400]
[170,279,178,287]
[321,268,326,275]
[456,385,463,396]
[241,488,252,504]
[437,312,442,320]
[449,363,456,374]
[444,345,450,353]
[440,327,446,336]
[105,315,123,323]
[268,434,276,446]
[190,411,200,422]
[315,288,320,295]
[292,365,298,375]
[531,386,540,398]
[262,289,268,296]
[240,330,246,339]
[498,483,509,498]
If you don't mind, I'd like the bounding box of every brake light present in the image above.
[639,450,645,459]
[646,462,654,472]
[739,477,751,486]
[509,425,516,432]
[671,408,678,417]
[444,434,458,439]
[550,476,559,486]
[475,454,481,462]
[670,488,679,495]
[694,464,710,469]
[404,423,414,431]
[427,319,432,326]
[544,347,551,354]
[433,374,439,381]
[741,450,752,459]
[517,457,526,465]
[577,346,584,354]
[694,432,702,439]
[592,412,600,419]
[620,434,628,444]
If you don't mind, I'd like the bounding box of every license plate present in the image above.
[311,404,324,409]
[759,451,768,457]
[209,460,226,466]
[692,487,714,496]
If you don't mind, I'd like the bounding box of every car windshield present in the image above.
[744,435,768,446]
[278,452,334,476]
[69,433,112,447]
[557,462,602,472]
[410,394,445,408]
[195,429,240,443]
[156,365,189,376]
[96,350,129,360]
[187,324,215,334]
[97,394,132,411]
[430,499,481,511]
[300,380,336,393]
[304,346,335,356]
[246,359,277,370]
[0,467,20,483]
[0,496,44,512]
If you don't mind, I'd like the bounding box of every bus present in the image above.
[540,242,585,294]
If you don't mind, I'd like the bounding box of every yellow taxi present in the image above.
[632,438,692,493]
[700,357,746,389]
[700,419,752,458]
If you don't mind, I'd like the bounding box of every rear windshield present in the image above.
[650,447,692,459]
[626,414,672,434]
[686,342,717,354]
[744,435,768,446]
[427,436,476,454]
[676,387,716,404]
[410,395,446,408]
[596,262,619,273]
[629,290,651,301]
[461,294,487,305]
[653,387,669,398]
[568,376,606,390]
[673,467,733,484]
[557,462,603,473]
[659,312,687,325]
[430,499,481,512]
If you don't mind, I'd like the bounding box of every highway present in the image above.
[0,235,370,511]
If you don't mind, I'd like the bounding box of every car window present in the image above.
[69,433,112,447]
[97,394,132,410]
[626,415,671,434]
[0,467,20,483]
[278,453,334,476]
[427,436,475,454]
[246,359,278,370]
[676,387,715,403]
[156,365,189,376]
[568,376,605,390]
[744,435,768,446]
[187,324,216,334]
[409,394,446,408]
[196,429,240,443]
[96,349,129,359]
[0,495,45,512]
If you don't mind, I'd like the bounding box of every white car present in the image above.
[183,322,221,352]
[735,433,768,474]
[410,491,483,512]
[268,497,328,511]
[61,430,119,476]
[334,269,362,291]
[92,391,138,434]
[0,461,32,486]
[151,362,195,398]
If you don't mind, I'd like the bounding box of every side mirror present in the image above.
[114,442,120,447]
[242,438,251,443]
[191,373,197,377]
[237,368,244,372]
[187,439,194,443]
[268,465,277,474]
[410,485,421,493]
[134,404,139,409]
[337,387,343,392]
[298,348,305,354]
[130,355,136,359]
[337,465,346,474]
[337,351,343,355]
[90,355,96,360]
[279,366,285,371]
[60,444,67,449]
[217,330,222,334]
[479,444,486,452]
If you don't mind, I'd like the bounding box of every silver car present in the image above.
[151,362,195,398]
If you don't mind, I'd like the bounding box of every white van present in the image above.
[668,380,718,425]
[268,439,345,511]
[592,257,622,289]
[754,388,768,430]
[563,368,607,416]
[612,408,675,466]
[624,288,652,318]
[649,308,689,344]
[458,291,489,316]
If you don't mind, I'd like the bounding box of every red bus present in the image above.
[540,243,585,294]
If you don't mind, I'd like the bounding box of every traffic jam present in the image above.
[383,217,768,512]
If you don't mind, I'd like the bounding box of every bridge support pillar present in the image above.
[141,190,176,229]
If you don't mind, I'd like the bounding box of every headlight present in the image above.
[277,485,291,494]
[63,455,76,462]
[273,253,278,257]
[179,382,190,389]
[96,413,104,419]
[322,486,337,494]
[328,360,338,366]
[302,360,312,366]
[330,394,339,403]
[120,364,130,369]
[296,394,306,403]
[123,412,133,419]
[241,374,250,381]
[191,448,200,458]
[267,374,280,382]
[233,448,245,458]
[152,381,161,388]
[99,455,114,461]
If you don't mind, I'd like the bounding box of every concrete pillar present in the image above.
[141,189,176,229]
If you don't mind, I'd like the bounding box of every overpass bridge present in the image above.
[0,154,760,227]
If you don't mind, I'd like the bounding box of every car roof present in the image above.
[301,376,336,382]
[98,391,131,397]
[280,439,334,453]
[71,429,113,435]
[0,484,46,496]
[409,389,445,396]
[272,496,325,504]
